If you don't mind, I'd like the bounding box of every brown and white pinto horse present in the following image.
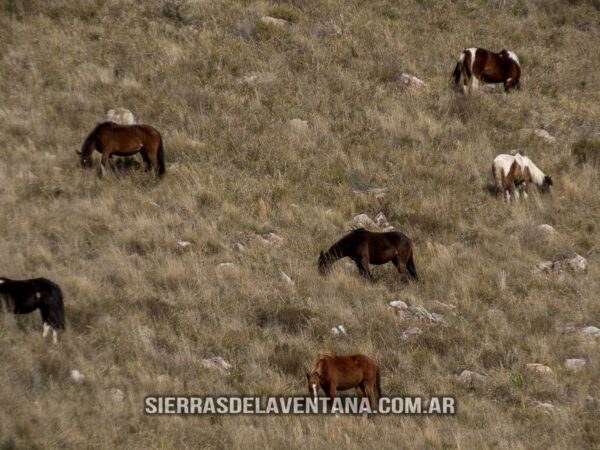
[77,121,166,177]
[492,153,553,201]
[304,352,381,410]
[452,48,521,92]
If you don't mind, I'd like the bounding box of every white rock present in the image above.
[456,370,486,384]
[330,325,347,336]
[250,233,283,246]
[233,242,246,252]
[70,369,85,383]
[532,253,588,275]
[280,272,295,287]
[534,129,556,144]
[260,16,290,28]
[533,400,556,414]
[367,187,388,199]
[107,108,135,125]
[110,388,125,401]
[389,300,408,310]
[239,71,276,84]
[398,73,427,89]
[526,363,553,374]
[564,358,586,371]
[538,224,558,235]
[582,326,600,337]
[289,118,309,134]
[202,357,232,372]
[374,212,390,228]
[352,214,377,229]
[177,240,192,248]
[217,262,237,271]
[400,327,422,341]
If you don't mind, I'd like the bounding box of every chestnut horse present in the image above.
[304,352,381,410]
[452,48,521,92]
[492,153,553,201]
[0,277,65,343]
[318,228,417,280]
[77,121,165,177]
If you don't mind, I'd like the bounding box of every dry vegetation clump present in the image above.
[1,0,600,448]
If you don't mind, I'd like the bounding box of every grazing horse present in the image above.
[318,228,417,280]
[304,352,381,410]
[0,277,65,343]
[452,48,521,92]
[77,121,166,177]
[492,153,553,201]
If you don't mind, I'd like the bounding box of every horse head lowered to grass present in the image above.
[77,121,165,178]
[318,228,417,281]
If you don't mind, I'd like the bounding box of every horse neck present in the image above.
[523,158,546,186]
[80,127,98,158]
[324,244,344,263]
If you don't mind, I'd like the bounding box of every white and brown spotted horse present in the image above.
[452,48,521,93]
[492,153,553,201]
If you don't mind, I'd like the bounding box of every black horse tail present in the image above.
[157,136,166,177]
[407,251,418,280]
[39,281,65,331]
[451,50,466,89]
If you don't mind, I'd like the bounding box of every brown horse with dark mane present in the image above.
[304,352,381,410]
[452,47,521,92]
[77,121,165,177]
[318,228,417,280]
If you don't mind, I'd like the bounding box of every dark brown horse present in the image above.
[318,228,417,280]
[304,352,381,410]
[452,48,521,92]
[77,121,165,177]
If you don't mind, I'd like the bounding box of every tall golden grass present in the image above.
[1,0,599,448]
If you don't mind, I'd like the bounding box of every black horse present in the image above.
[0,277,65,343]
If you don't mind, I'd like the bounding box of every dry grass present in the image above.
[1,0,600,448]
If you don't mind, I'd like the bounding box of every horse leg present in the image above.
[356,385,366,398]
[364,383,377,412]
[43,322,51,339]
[356,254,372,280]
[392,255,407,280]
[101,151,115,175]
[140,148,152,172]
[146,146,160,175]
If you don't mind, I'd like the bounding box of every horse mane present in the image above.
[518,154,546,186]
[80,122,109,157]
[310,352,335,374]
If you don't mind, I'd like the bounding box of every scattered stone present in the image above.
[526,363,553,374]
[582,326,600,337]
[374,212,390,228]
[110,388,125,402]
[561,325,577,335]
[249,232,283,246]
[400,327,422,341]
[217,262,237,272]
[389,301,443,323]
[331,325,347,336]
[538,224,558,235]
[289,118,309,134]
[70,369,85,383]
[532,252,588,275]
[260,16,290,28]
[107,108,135,125]
[564,358,586,371]
[351,214,377,229]
[177,240,192,248]
[456,370,486,385]
[280,272,295,287]
[397,73,427,90]
[233,242,246,252]
[532,400,556,414]
[534,129,556,144]
[202,357,232,372]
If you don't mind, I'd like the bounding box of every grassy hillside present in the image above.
[1,0,600,448]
